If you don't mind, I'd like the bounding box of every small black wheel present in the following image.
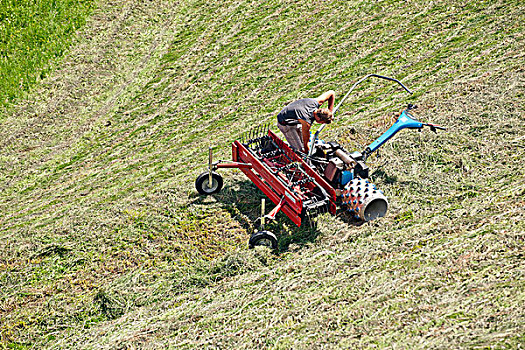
[195,172,223,195]
[249,230,278,250]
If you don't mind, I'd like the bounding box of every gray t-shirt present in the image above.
[277,98,320,125]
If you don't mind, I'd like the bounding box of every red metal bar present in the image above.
[266,197,284,221]
[216,162,252,169]
[232,142,238,162]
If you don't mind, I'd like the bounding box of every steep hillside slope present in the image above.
[1,0,523,348]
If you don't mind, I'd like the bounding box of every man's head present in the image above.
[313,108,333,124]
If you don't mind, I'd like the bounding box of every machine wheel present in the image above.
[249,230,278,250]
[195,172,223,195]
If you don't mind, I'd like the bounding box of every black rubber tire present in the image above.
[195,172,223,195]
[249,230,278,250]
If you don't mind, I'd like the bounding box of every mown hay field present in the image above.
[0,0,523,348]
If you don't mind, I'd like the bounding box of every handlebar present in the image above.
[333,74,412,117]
[423,123,446,133]
[362,108,446,160]
[308,74,413,157]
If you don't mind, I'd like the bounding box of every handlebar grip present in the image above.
[424,123,446,130]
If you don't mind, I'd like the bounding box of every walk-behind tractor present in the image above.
[195,75,445,250]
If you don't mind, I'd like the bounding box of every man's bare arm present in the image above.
[299,119,311,153]
[316,90,335,111]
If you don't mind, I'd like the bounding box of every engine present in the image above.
[308,141,388,221]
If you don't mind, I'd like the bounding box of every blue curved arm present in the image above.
[366,111,422,154]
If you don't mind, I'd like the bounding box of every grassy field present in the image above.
[0,0,524,348]
[0,0,94,108]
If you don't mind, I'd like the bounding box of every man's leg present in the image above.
[277,123,304,152]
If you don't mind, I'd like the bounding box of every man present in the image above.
[276,90,335,154]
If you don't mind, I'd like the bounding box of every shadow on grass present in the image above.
[188,178,324,253]
[372,167,424,190]
[336,209,367,228]
[370,168,398,184]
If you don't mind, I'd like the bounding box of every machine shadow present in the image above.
[188,178,323,253]
[335,209,367,227]
[370,168,398,184]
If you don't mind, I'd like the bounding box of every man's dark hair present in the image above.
[315,108,333,124]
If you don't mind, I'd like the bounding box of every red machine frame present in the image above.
[215,129,336,227]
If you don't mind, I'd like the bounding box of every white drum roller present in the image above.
[341,178,388,221]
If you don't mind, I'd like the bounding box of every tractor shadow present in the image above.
[188,178,323,253]
[370,168,398,184]
[335,209,367,227]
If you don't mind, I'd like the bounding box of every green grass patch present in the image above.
[0,0,94,108]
